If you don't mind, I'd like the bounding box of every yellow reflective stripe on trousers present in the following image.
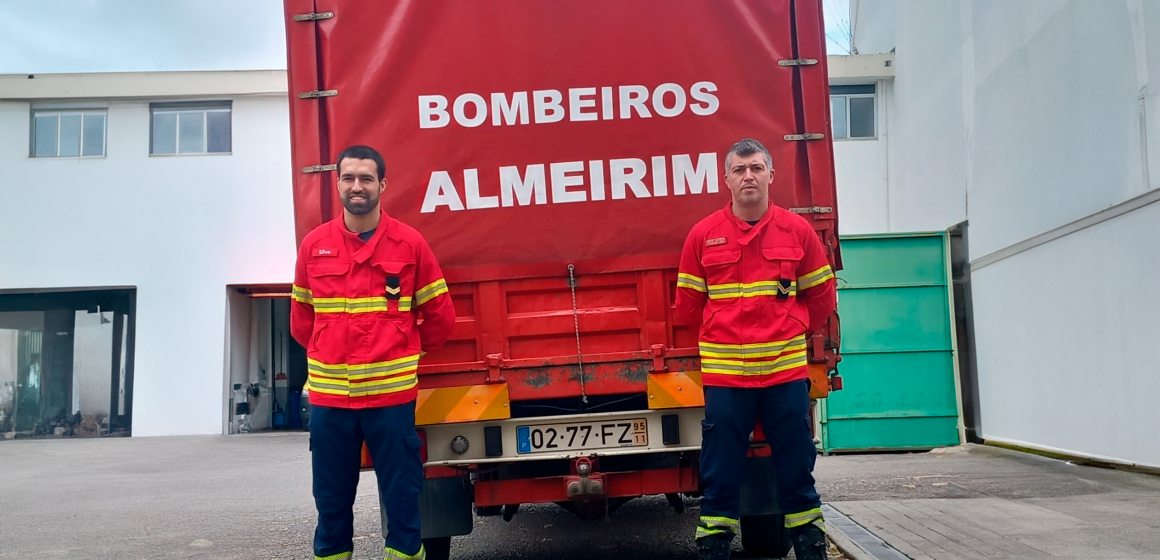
[695,515,740,540]
[315,552,352,560]
[799,265,834,290]
[707,280,796,299]
[415,279,448,305]
[701,350,808,376]
[784,507,825,531]
[677,273,707,293]
[292,285,313,304]
[699,335,807,359]
[384,543,426,560]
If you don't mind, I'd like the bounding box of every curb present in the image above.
[825,521,876,560]
[821,504,910,560]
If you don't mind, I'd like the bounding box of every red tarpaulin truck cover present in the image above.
[284,0,840,279]
[284,3,842,555]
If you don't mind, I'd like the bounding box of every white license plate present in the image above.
[517,418,648,454]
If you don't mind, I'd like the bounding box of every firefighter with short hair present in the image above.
[291,144,456,560]
[676,138,836,560]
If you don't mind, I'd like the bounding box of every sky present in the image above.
[0,0,852,75]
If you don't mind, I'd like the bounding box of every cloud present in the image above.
[0,0,286,74]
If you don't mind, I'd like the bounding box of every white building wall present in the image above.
[971,203,1160,468]
[833,78,892,234]
[854,0,1160,467]
[0,93,296,437]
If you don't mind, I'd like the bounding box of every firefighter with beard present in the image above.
[291,145,456,560]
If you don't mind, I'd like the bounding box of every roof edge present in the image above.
[0,69,288,101]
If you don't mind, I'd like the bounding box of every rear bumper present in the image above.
[421,407,705,466]
[473,462,699,507]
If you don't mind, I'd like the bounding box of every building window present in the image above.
[30,109,106,157]
[830,84,876,140]
[0,289,136,439]
[150,101,231,155]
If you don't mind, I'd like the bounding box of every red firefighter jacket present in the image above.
[675,203,836,389]
[290,211,456,409]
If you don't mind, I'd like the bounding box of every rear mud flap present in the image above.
[379,475,474,540]
[739,455,780,517]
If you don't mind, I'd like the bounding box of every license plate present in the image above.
[517,419,648,454]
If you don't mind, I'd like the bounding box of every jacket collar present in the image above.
[333,208,393,264]
[722,201,778,246]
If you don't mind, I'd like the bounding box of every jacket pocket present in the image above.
[306,261,349,302]
[308,322,328,354]
[307,261,349,278]
[761,246,804,296]
[371,259,416,313]
[700,249,742,299]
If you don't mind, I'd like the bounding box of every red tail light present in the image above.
[417,428,429,463]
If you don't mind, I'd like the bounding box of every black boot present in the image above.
[790,524,828,560]
[696,533,733,560]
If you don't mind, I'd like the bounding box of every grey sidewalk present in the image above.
[816,444,1160,560]
[1,434,1157,559]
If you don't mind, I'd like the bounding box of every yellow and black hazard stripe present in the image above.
[798,264,835,290]
[415,279,449,306]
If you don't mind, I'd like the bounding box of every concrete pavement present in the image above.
[817,445,1160,560]
[1,434,1157,559]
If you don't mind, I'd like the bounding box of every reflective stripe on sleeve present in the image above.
[798,265,834,290]
[415,279,448,306]
[677,273,707,293]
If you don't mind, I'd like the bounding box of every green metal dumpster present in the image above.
[819,232,964,453]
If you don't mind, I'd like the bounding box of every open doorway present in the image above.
[225,286,306,434]
[0,288,135,439]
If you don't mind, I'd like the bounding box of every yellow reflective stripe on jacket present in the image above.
[308,375,418,397]
[701,351,808,376]
[707,280,796,299]
[308,355,420,377]
[699,335,807,359]
[677,273,707,293]
[415,279,448,306]
[312,296,390,314]
[799,265,834,290]
[292,285,313,304]
[307,355,421,396]
[316,296,412,312]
